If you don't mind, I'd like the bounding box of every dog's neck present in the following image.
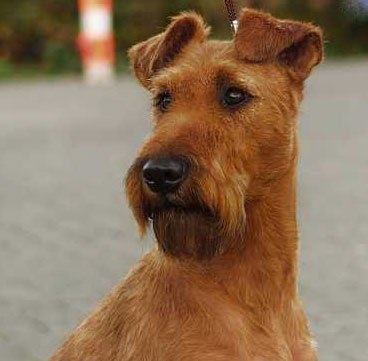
[155,162,300,310]
[241,166,299,303]
[169,166,300,308]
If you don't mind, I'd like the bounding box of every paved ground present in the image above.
[0,60,367,361]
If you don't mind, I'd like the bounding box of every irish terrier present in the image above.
[50,8,323,361]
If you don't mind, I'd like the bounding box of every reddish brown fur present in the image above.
[50,8,323,361]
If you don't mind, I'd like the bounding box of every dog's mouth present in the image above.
[146,196,224,259]
[147,198,214,222]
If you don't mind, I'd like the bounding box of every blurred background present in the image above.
[0,1,367,361]
[0,0,368,79]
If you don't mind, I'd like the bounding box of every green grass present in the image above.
[0,57,130,81]
[1,52,366,82]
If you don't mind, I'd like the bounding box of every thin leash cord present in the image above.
[224,0,238,33]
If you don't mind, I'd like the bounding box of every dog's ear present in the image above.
[235,9,323,81]
[128,12,209,88]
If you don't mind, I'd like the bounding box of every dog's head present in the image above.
[126,9,323,259]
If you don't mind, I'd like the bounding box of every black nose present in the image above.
[142,157,188,194]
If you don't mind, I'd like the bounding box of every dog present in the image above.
[50,8,323,361]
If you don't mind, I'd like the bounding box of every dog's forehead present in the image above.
[151,40,286,94]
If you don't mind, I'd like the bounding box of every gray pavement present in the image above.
[0,60,367,361]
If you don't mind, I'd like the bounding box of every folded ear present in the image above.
[235,9,323,81]
[128,12,209,88]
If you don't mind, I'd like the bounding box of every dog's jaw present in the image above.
[152,206,227,259]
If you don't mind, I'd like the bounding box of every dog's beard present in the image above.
[126,162,248,260]
[151,205,225,259]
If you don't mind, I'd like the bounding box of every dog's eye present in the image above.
[155,92,172,111]
[223,87,251,108]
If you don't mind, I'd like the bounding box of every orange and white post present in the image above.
[78,0,115,84]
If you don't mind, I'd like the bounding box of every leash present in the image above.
[224,0,238,33]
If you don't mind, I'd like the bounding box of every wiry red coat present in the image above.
[50,8,323,361]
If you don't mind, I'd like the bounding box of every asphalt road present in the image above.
[0,60,367,361]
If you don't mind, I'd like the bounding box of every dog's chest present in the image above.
[116,273,294,361]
